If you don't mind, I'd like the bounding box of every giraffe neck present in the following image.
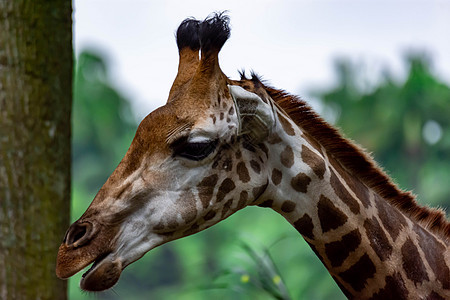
[258,109,450,299]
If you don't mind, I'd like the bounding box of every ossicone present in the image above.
[169,12,230,102]
[176,18,201,51]
[199,12,230,57]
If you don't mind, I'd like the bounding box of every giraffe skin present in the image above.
[246,99,449,299]
[56,13,450,298]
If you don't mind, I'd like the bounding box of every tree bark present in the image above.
[0,1,72,299]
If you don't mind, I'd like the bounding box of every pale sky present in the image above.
[74,0,450,120]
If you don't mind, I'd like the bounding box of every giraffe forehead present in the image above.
[137,101,208,142]
[124,96,236,171]
[118,103,203,177]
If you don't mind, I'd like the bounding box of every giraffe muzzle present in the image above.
[79,252,122,291]
[63,221,94,248]
[56,217,122,291]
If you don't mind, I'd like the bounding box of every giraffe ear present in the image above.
[228,85,275,143]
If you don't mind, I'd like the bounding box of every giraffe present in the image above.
[56,14,450,298]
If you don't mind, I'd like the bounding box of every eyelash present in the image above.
[171,137,218,161]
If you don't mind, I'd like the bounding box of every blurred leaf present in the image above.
[312,52,450,210]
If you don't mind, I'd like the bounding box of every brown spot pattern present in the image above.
[237,162,250,183]
[339,253,376,292]
[280,145,294,168]
[250,160,261,174]
[350,180,371,209]
[271,168,282,185]
[324,229,361,268]
[425,292,445,300]
[221,199,233,218]
[301,133,323,155]
[237,191,248,210]
[216,178,236,203]
[281,200,296,213]
[329,158,371,208]
[401,238,429,285]
[235,149,242,159]
[243,140,256,152]
[259,143,269,158]
[370,272,408,300]
[318,195,348,233]
[167,218,178,230]
[293,213,314,239]
[258,199,273,208]
[330,169,360,214]
[375,195,407,241]
[290,172,311,193]
[364,217,392,261]
[278,113,296,136]
[267,132,282,144]
[212,157,220,169]
[414,224,450,289]
[183,223,199,236]
[301,145,326,179]
[252,182,268,198]
[153,221,164,231]
[203,210,216,221]
[197,174,218,208]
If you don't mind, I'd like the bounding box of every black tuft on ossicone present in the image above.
[199,12,230,55]
[238,69,248,80]
[250,71,263,84]
[176,18,201,51]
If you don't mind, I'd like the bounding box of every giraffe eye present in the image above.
[171,136,218,161]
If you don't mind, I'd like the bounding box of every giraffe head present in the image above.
[56,14,277,291]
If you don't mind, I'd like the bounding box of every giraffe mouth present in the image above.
[79,252,122,291]
[81,252,110,278]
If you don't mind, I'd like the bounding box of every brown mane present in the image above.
[262,84,450,242]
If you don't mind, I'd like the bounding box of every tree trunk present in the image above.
[0,1,72,299]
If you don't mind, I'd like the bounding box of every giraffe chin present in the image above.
[79,253,122,292]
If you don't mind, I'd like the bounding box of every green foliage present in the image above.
[212,241,292,300]
[70,50,449,300]
[313,53,450,210]
[70,51,137,299]
[72,51,136,197]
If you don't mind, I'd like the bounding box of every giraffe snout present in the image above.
[63,221,95,248]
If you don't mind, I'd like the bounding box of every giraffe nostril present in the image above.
[64,221,93,248]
